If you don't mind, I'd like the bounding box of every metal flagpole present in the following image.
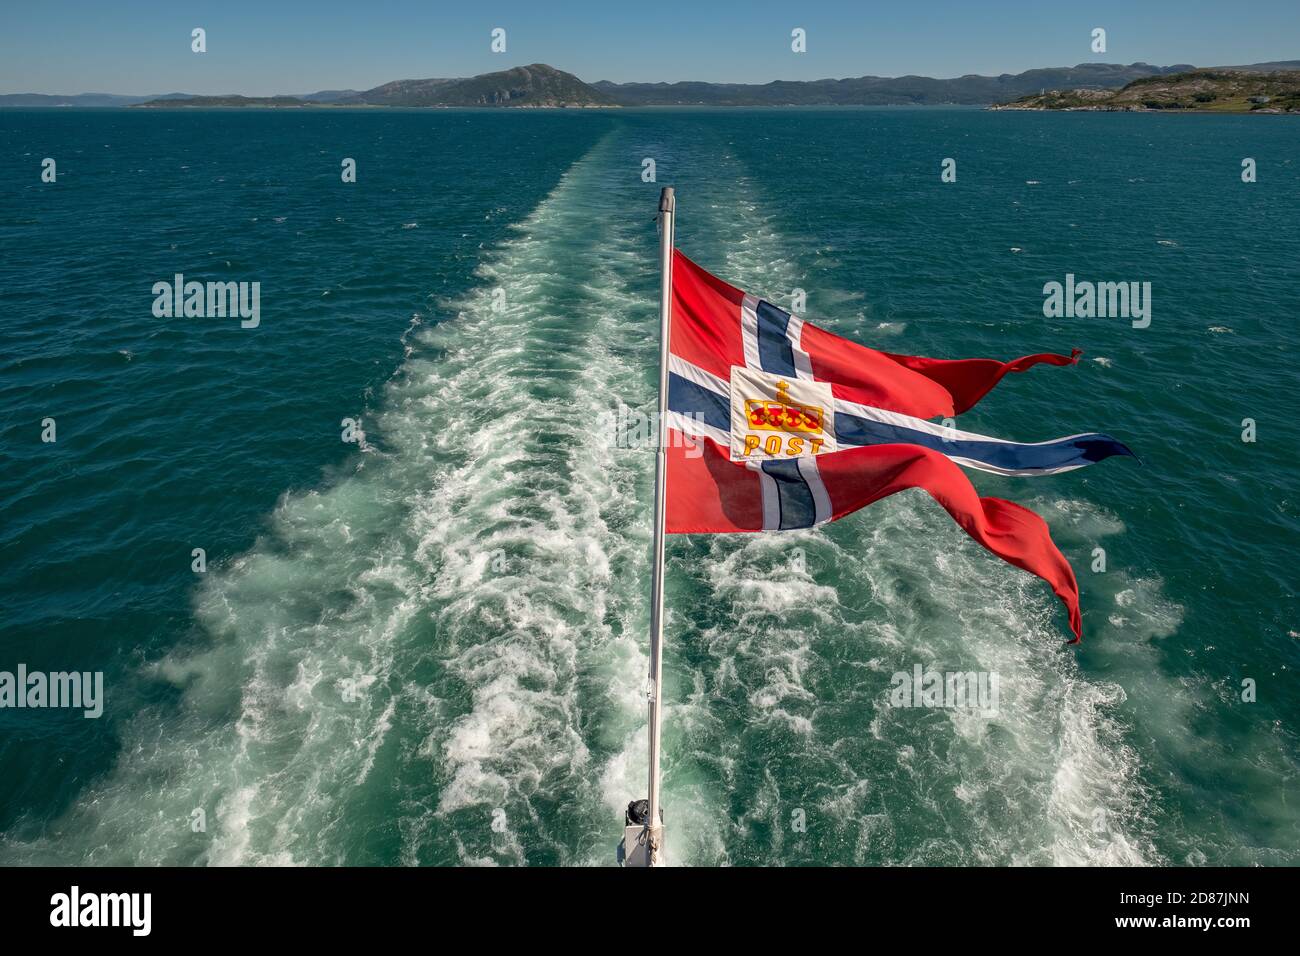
[646,185,675,862]
[620,186,674,867]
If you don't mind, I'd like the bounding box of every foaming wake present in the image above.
[0,124,1190,868]
[0,135,660,866]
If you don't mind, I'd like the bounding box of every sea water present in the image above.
[1,107,1296,865]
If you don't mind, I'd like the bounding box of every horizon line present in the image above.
[7,57,1297,100]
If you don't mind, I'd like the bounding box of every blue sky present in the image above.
[3,0,1297,95]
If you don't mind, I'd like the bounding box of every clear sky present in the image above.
[3,0,1297,95]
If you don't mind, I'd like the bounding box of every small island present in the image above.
[135,95,314,108]
[992,69,1300,112]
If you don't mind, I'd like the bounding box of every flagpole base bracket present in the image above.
[616,800,664,867]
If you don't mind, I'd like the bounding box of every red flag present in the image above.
[663,250,1133,642]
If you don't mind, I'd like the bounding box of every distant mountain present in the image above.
[337,77,455,106]
[592,63,1211,106]
[12,60,1300,109]
[136,95,312,108]
[342,64,617,107]
[0,92,193,107]
[1219,60,1300,72]
[993,69,1300,112]
[130,64,616,110]
[295,89,362,103]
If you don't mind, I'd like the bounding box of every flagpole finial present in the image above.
[659,186,675,213]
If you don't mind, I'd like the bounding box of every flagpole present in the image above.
[621,186,674,867]
[645,186,674,864]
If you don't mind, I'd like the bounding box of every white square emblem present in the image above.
[729,366,837,462]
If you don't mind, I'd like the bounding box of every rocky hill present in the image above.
[344,64,617,108]
[992,69,1300,112]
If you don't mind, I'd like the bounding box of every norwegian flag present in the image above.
[663,250,1135,642]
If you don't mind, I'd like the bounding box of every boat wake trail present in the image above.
[0,121,1185,867]
[0,135,659,866]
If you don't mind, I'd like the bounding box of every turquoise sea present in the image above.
[0,107,1296,865]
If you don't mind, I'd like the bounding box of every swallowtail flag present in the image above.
[663,250,1135,642]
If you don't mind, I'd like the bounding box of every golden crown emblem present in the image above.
[744,380,824,434]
